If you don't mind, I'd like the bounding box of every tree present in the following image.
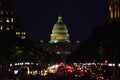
[69,20,120,62]
[98,46,105,61]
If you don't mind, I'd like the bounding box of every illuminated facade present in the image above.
[40,16,80,54]
[109,0,120,22]
[0,0,15,31]
[49,16,70,43]
[0,0,26,39]
[15,29,26,40]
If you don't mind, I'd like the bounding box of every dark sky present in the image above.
[16,0,109,42]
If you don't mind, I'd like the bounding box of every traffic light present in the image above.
[104,60,108,64]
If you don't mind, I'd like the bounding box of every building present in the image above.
[40,16,79,55]
[0,0,15,31]
[0,0,27,40]
[40,41,80,55]
[15,28,27,40]
[49,16,70,43]
[109,0,120,22]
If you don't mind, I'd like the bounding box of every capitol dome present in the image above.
[49,16,70,43]
[53,16,67,30]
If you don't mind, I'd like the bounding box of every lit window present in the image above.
[16,32,20,35]
[56,36,67,40]
[21,36,26,39]
[6,18,10,23]
[22,32,26,35]
[6,27,10,30]
[0,26,3,30]
[76,41,80,43]
[11,18,13,22]
[56,51,61,54]
[111,10,113,18]
[109,6,111,11]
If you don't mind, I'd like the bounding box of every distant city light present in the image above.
[108,63,115,66]
[14,70,18,75]
[118,63,120,67]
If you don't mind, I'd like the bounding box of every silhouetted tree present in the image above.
[68,20,120,62]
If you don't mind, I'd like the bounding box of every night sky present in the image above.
[16,0,109,42]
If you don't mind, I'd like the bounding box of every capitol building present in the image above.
[49,16,70,43]
[41,16,79,55]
